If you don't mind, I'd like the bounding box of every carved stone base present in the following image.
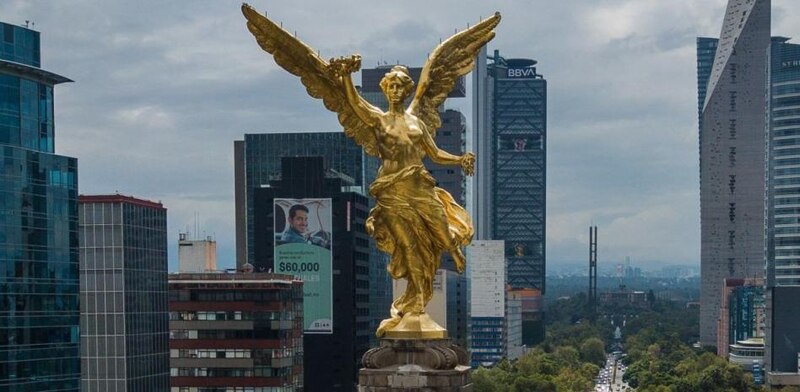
[358,339,472,391]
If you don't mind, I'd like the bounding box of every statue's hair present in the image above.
[380,65,415,95]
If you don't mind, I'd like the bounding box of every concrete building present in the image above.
[79,194,170,392]
[471,48,546,293]
[251,156,371,391]
[468,240,506,367]
[0,21,80,391]
[505,289,524,362]
[168,272,304,391]
[178,233,217,273]
[697,0,770,348]
[599,286,649,309]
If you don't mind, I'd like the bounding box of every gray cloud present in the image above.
[2,0,798,271]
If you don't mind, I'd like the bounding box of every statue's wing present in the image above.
[409,13,501,135]
[242,4,381,156]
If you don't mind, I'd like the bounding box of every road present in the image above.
[594,353,632,392]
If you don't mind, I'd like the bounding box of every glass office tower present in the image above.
[0,22,79,391]
[79,195,170,392]
[765,37,800,382]
[473,49,547,291]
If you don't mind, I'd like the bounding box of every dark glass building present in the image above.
[78,195,170,392]
[252,157,371,391]
[236,132,364,267]
[168,272,304,391]
[0,21,79,391]
[473,49,546,292]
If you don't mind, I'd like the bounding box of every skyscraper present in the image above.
[0,21,80,391]
[765,36,800,385]
[251,156,371,391]
[79,195,170,391]
[697,0,770,348]
[472,49,546,291]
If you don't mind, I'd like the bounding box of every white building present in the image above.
[178,233,217,272]
[468,240,506,366]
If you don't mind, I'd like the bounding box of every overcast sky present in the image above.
[2,0,798,271]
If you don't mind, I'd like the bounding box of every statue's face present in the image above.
[382,78,408,104]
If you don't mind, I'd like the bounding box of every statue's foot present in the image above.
[381,312,447,340]
[376,314,402,337]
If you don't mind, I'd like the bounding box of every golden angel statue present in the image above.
[242,4,500,339]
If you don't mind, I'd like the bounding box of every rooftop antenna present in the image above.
[194,212,200,240]
[589,225,598,323]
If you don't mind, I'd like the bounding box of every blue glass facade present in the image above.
[470,317,504,367]
[696,37,718,132]
[728,285,764,344]
[0,21,79,391]
[0,24,40,67]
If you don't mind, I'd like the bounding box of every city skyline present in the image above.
[3,1,800,270]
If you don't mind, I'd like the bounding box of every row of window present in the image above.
[170,348,298,359]
[171,386,299,392]
[169,329,290,340]
[169,290,299,303]
[169,311,271,321]
[170,366,294,378]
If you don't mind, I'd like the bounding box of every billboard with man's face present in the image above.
[274,198,332,334]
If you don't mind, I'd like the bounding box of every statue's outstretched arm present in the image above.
[330,56,381,128]
[420,123,475,175]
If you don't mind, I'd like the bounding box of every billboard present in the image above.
[274,198,333,334]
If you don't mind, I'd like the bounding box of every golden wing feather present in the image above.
[409,13,501,134]
[241,4,381,156]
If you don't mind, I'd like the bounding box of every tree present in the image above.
[580,337,606,366]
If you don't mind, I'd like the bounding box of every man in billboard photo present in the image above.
[281,204,309,244]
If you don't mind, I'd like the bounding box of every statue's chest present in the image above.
[382,119,422,148]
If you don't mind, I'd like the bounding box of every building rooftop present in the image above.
[0,58,72,84]
[79,194,164,209]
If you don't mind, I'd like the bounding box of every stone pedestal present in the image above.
[358,339,472,391]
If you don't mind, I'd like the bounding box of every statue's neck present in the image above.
[388,102,404,114]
